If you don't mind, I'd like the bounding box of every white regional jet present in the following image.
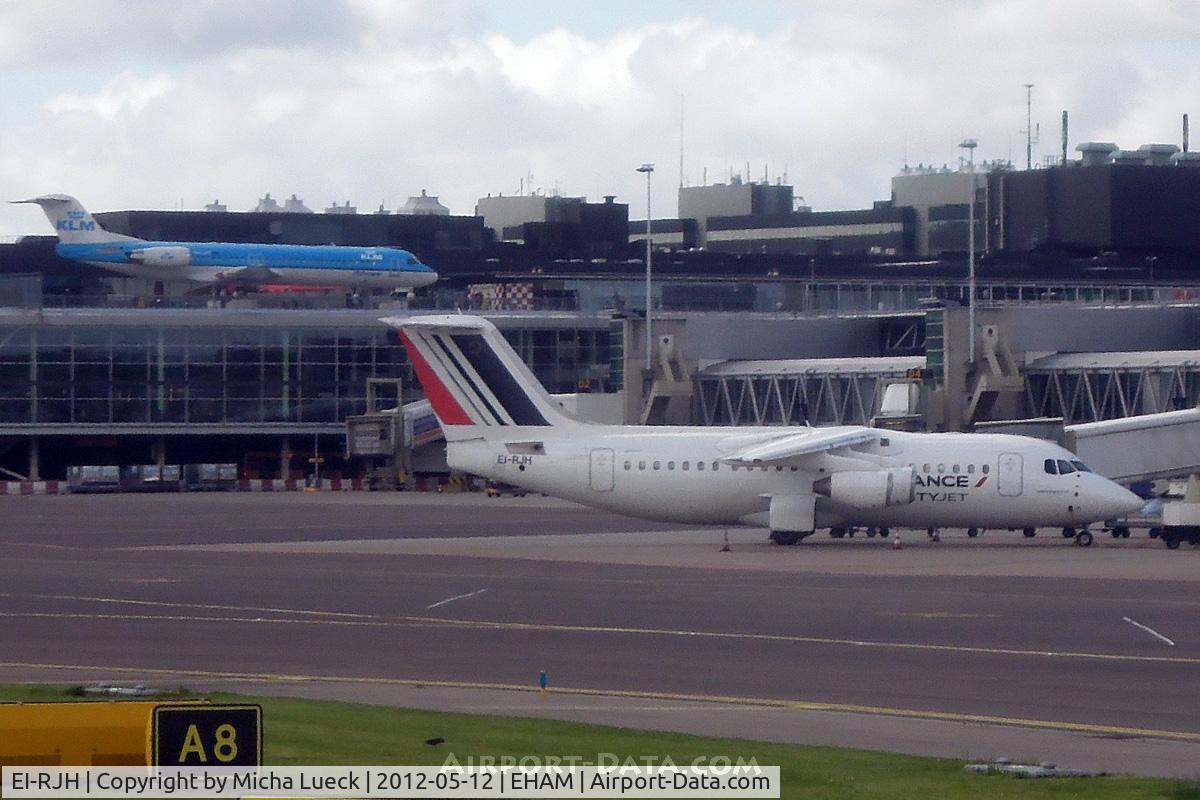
[384,314,1143,545]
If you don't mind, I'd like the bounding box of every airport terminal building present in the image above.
[4,139,1200,482]
[0,309,614,480]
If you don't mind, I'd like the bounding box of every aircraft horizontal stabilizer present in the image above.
[723,428,881,465]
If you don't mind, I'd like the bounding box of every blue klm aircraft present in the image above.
[14,194,438,290]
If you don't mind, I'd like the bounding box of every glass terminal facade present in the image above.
[0,312,614,427]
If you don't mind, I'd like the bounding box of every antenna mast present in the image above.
[679,94,685,189]
[1022,83,1039,170]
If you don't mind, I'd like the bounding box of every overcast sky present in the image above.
[1,0,1196,237]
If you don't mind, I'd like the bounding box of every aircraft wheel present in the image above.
[1061,527,1076,539]
[1075,530,1094,547]
[1148,527,1161,539]
[865,527,877,538]
[1022,527,1036,538]
[879,527,890,538]
[769,530,802,546]
[967,527,979,538]
[1165,535,1182,550]
[1115,526,1130,538]
[829,527,846,539]
[1111,529,1121,538]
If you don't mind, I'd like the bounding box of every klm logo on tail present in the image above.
[57,209,95,232]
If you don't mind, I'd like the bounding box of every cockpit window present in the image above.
[1044,458,1057,475]
[1071,460,1092,473]
[1056,459,1076,475]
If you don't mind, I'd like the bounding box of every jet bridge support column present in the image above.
[28,437,39,482]
[279,436,291,481]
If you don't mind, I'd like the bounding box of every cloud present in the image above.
[46,73,176,121]
[1,1,1197,237]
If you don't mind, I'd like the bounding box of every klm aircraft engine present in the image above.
[129,246,191,267]
[814,467,916,509]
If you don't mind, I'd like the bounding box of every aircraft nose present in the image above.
[417,269,438,287]
[1098,482,1145,520]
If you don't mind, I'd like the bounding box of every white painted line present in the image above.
[1123,616,1176,646]
[426,588,488,609]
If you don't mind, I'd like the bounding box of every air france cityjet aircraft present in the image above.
[385,314,1144,545]
[14,194,437,290]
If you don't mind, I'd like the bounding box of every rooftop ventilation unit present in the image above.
[1076,142,1118,166]
[1137,143,1180,166]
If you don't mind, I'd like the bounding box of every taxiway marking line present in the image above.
[2,596,1200,667]
[1,660,1198,743]
[1123,616,1176,646]
[426,588,488,609]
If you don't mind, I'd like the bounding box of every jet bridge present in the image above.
[1064,407,1200,482]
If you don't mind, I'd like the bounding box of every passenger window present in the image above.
[1044,459,1057,475]
[668,461,675,470]
[952,464,960,474]
[982,464,990,474]
[682,461,690,471]
[623,461,631,471]
[697,461,705,471]
[967,464,975,474]
[937,463,945,474]
[712,462,720,471]
[638,461,646,471]
[923,464,930,473]
[1057,459,1076,475]
[1071,460,1091,473]
[653,461,661,471]
[880,438,890,447]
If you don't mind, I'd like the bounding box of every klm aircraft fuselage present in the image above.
[57,239,438,289]
[16,194,438,290]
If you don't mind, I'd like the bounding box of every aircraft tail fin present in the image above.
[10,194,138,243]
[382,314,579,441]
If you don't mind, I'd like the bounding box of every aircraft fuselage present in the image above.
[57,240,437,289]
[451,426,1139,529]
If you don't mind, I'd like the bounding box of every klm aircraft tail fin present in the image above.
[10,194,138,244]
[381,314,581,442]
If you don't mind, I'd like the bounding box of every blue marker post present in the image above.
[539,670,547,697]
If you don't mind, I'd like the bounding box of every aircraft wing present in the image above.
[215,265,282,285]
[722,428,882,466]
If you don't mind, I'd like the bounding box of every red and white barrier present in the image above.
[1,481,66,496]
[236,478,367,492]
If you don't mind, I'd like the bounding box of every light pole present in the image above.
[958,139,978,362]
[636,163,655,375]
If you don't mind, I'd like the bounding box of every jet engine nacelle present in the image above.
[813,467,915,509]
[129,246,191,267]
